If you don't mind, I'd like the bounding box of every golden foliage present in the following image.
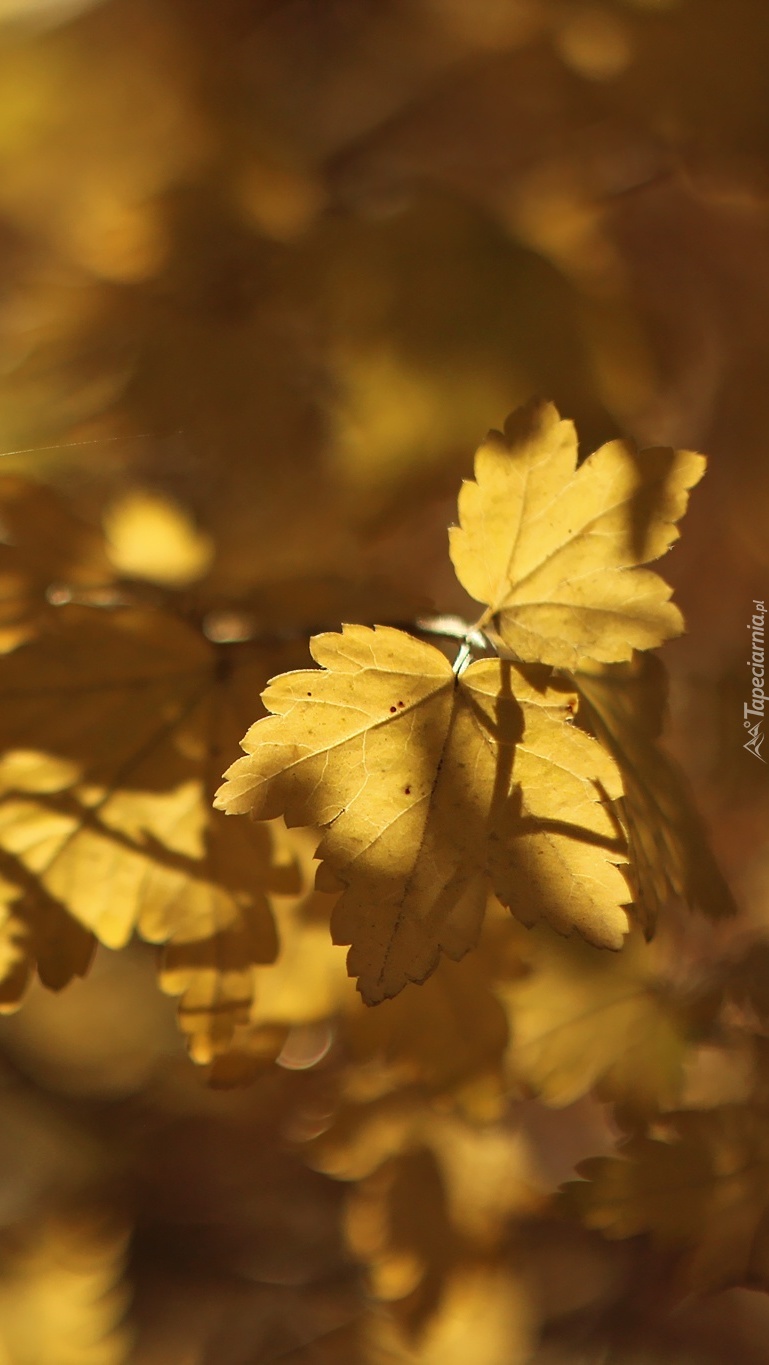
[0,477,111,653]
[217,625,629,1002]
[449,400,705,669]
[563,1105,769,1292]
[363,1261,535,1365]
[0,602,301,1061]
[502,924,693,1119]
[0,0,764,1359]
[574,653,737,933]
[0,1214,131,1365]
[308,1088,543,1328]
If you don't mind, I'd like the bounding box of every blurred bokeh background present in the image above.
[2,0,769,1360]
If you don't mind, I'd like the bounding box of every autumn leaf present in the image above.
[0,605,300,1062]
[206,836,355,1086]
[0,871,95,1011]
[449,400,705,670]
[364,1262,535,1365]
[210,860,514,1104]
[342,936,511,1114]
[573,653,736,933]
[216,625,629,1004]
[0,1213,132,1365]
[307,1091,542,1328]
[103,487,214,587]
[0,477,113,653]
[562,1105,769,1292]
[501,924,693,1120]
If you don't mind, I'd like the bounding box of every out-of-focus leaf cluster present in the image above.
[2,0,769,1362]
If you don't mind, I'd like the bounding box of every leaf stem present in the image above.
[452,639,473,676]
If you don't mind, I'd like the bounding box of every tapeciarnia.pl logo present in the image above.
[744,599,767,762]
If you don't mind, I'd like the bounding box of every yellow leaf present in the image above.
[0,871,94,1011]
[0,606,300,1062]
[308,1090,542,1329]
[209,867,512,1104]
[216,625,629,1004]
[343,940,510,1110]
[573,653,736,933]
[206,839,354,1085]
[449,400,705,669]
[365,1261,535,1365]
[562,1106,769,1292]
[103,488,214,587]
[0,1213,131,1365]
[0,477,112,653]
[502,924,691,1118]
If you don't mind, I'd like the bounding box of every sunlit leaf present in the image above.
[449,399,705,669]
[216,625,629,1003]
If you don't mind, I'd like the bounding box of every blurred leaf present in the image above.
[574,653,737,933]
[103,487,214,587]
[0,873,95,1008]
[562,1105,769,1292]
[347,1145,457,1324]
[0,1213,131,1365]
[502,924,694,1120]
[207,843,353,1086]
[0,476,112,653]
[309,1091,542,1329]
[364,1261,535,1365]
[0,605,301,1062]
[341,925,512,1113]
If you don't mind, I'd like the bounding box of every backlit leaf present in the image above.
[216,625,629,1003]
[449,400,705,669]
